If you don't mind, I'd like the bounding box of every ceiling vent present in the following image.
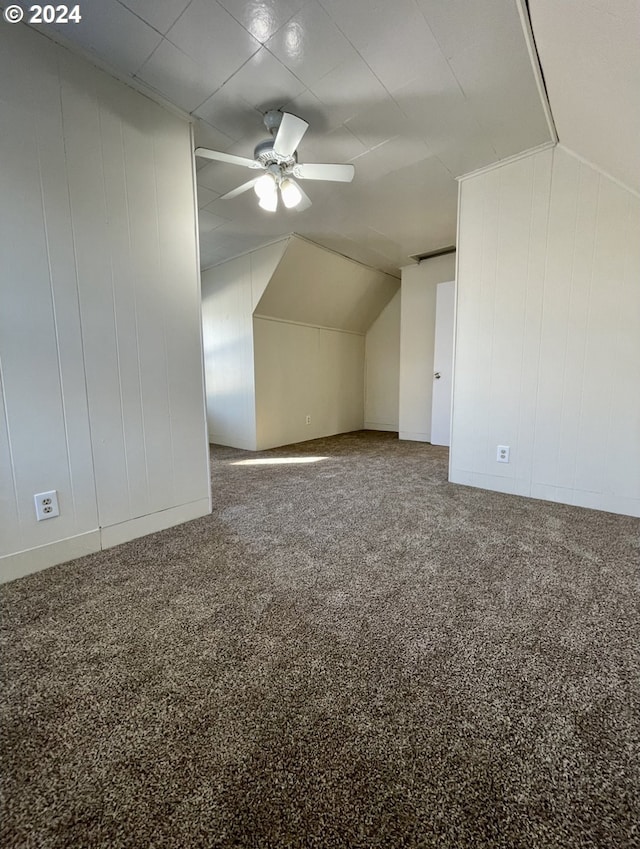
[410,245,456,263]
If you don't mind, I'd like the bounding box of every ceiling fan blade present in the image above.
[195,147,261,169]
[273,113,309,158]
[219,178,262,200]
[290,179,312,211]
[293,162,355,182]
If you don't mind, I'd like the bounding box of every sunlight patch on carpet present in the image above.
[231,457,328,466]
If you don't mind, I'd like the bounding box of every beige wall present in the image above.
[451,145,640,517]
[254,318,365,450]
[364,291,401,431]
[255,236,399,333]
[202,236,398,451]
[0,25,210,581]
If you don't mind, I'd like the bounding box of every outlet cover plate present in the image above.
[496,445,510,463]
[34,490,60,521]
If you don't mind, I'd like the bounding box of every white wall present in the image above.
[398,255,456,442]
[0,24,210,581]
[201,240,288,449]
[364,291,400,431]
[254,318,365,450]
[451,145,640,517]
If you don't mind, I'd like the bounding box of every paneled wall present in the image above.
[201,241,288,450]
[451,145,640,517]
[0,24,210,581]
[364,291,401,431]
[254,318,365,450]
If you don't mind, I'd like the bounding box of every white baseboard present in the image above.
[100,498,211,549]
[0,530,101,584]
[1,499,212,584]
[450,469,640,518]
[210,432,256,451]
[399,431,430,442]
[364,422,398,432]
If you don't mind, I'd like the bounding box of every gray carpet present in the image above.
[1,430,639,848]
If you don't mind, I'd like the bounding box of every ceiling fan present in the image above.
[195,110,355,212]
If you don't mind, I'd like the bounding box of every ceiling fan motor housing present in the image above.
[253,138,297,170]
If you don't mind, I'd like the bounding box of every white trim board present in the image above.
[253,314,366,337]
[364,422,398,432]
[399,431,430,443]
[458,141,556,183]
[515,0,558,143]
[0,530,101,584]
[100,498,210,549]
[1,499,212,584]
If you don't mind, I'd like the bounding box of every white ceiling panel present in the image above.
[218,47,306,112]
[310,55,388,129]
[197,185,220,209]
[318,0,422,56]
[217,0,307,44]
[446,35,550,158]
[193,120,236,155]
[119,0,192,35]
[197,160,256,196]
[31,0,161,75]
[344,98,411,150]
[280,88,325,123]
[334,0,450,94]
[194,88,264,141]
[299,126,367,167]
[198,209,227,234]
[350,137,434,183]
[415,0,517,59]
[136,40,221,113]
[265,0,354,87]
[165,0,260,86]
[394,80,484,144]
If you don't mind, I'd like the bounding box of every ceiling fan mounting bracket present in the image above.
[263,109,284,136]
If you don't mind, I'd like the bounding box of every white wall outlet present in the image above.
[305,415,311,425]
[34,490,60,521]
[496,445,510,463]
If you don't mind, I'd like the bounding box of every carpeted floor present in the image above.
[1,430,639,848]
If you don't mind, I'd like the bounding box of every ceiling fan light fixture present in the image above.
[258,192,278,212]
[197,111,356,213]
[280,178,302,209]
[254,172,277,199]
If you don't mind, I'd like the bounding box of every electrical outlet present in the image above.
[305,415,311,425]
[496,445,510,463]
[34,490,60,521]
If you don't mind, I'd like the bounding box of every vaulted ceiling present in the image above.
[15,0,637,275]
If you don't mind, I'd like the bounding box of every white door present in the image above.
[430,280,455,446]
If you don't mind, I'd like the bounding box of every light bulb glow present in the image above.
[280,178,302,209]
[254,173,277,199]
[258,191,278,212]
